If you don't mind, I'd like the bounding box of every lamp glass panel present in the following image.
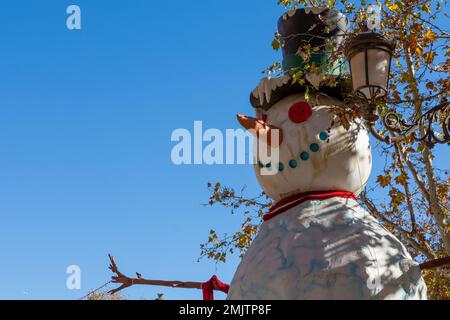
[349,51,366,93]
[367,48,391,98]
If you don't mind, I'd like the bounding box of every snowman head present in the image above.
[238,7,371,201]
[238,87,372,202]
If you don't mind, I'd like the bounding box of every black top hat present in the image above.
[250,7,351,110]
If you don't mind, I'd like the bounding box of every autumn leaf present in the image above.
[387,2,398,11]
[423,29,437,43]
[415,46,423,56]
[392,90,401,101]
[338,113,351,130]
[389,189,405,208]
[377,175,391,188]
[272,39,281,51]
[394,173,408,186]
[421,4,431,13]
[436,184,449,202]
[426,82,436,91]
[423,51,437,64]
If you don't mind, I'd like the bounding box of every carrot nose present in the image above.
[236,114,283,147]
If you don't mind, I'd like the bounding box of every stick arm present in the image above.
[107,254,204,295]
[419,256,450,270]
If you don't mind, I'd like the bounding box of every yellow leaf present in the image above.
[243,225,253,235]
[392,91,401,101]
[423,51,437,63]
[377,175,391,188]
[394,173,408,186]
[415,46,423,56]
[338,113,350,130]
[421,4,431,13]
[387,3,398,11]
[425,29,437,42]
[389,189,405,207]
[437,184,449,201]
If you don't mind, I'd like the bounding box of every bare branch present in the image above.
[393,144,417,232]
[396,143,432,204]
[360,192,436,260]
[108,254,204,295]
[420,256,450,270]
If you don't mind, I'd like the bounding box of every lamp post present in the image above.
[345,32,395,123]
[344,31,450,147]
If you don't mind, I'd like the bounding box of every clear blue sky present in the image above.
[0,1,447,300]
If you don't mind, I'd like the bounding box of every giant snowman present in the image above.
[227,8,427,300]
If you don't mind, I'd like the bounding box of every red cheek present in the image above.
[288,102,312,123]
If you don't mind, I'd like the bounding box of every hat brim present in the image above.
[250,75,352,110]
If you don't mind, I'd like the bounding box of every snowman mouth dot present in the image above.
[319,131,329,141]
[310,143,320,152]
[257,131,330,172]
[300,151,310,161]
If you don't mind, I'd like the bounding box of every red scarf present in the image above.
[202,275,230,300]
[263,190,357,222]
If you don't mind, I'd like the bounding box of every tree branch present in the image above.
[402,40,450,255]
[360,192,436,260]
[108,254,208,295]
[420,256,450,270]
[393,144,417,233]
[396,143,431,204]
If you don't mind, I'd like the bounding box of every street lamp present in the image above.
[344,31,450,147]
[345,32,395,123]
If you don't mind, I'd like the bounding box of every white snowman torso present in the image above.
[227,197,427,300]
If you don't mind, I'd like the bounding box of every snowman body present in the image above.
[227,197,427,300]
[228,92,427,299]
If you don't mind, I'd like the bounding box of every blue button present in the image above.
[300,152,310,161]
[310,143,320,152]
[319,131,329,141]
[289,160,297,168]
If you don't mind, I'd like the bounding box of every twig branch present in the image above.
[393,144,417,233]
[420,256,450,270]
[396,144,431,204]
[360,192,436,260]
[108,254,205,295]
